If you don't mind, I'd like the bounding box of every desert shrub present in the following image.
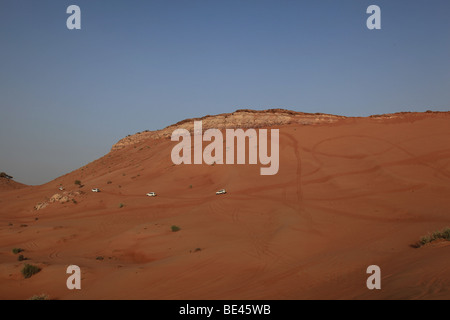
[0,172,12,179]
[443,228,450,239]
[171,225,181,232]
[419,227,450,247]
[420,236,431,246]
[28,294,49,300]
[18,255,26,261]
[21,264,41,279]
[189,185,193,189]
[12,248,24,254]
[74,180,81,186]
[119,203,124,208]
[107,181,112,184]
[96,256,104,261]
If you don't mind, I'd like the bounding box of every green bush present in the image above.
[171,225,181,232]
[18,255,25,261]
[21,264,41,279]
[419,227,450,247]
[119,203,124,208]
[12,248,24,254]
[444,228,450,239]
[74,180,81,186]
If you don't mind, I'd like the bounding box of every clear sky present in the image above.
[0,0,449,185]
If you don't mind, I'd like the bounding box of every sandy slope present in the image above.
[0,177,27,191]
[0,112,449,300]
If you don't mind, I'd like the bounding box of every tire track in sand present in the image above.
[280,132,303,205]
[280,131,313,229]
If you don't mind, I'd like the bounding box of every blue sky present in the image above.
[0,0,449,185]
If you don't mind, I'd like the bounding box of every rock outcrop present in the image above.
[111,109,448,151]
[111,109,347,151]
[34,191,82,210]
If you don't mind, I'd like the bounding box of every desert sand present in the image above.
[1,110,449,300]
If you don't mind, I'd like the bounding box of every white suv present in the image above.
[146,192,157,197]
[216,189,226,195]
[91,188,100,193]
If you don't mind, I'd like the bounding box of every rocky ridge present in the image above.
[111,109,347,151]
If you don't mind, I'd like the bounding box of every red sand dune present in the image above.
[0,176,26,191]
[0,111,450,300]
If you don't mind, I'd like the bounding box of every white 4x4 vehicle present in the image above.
[216,189,226,195]
[91,188,100,193]
[146,192,157,197]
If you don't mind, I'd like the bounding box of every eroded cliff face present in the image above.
[111,109,347,151]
